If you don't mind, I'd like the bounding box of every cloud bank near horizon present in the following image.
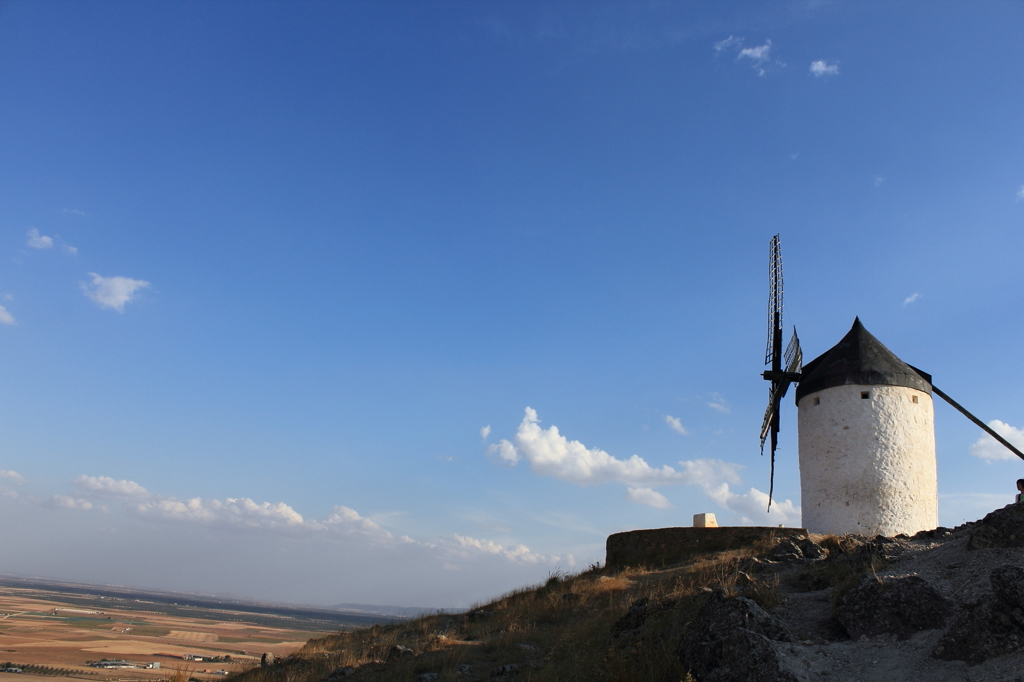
[42,472,558,569]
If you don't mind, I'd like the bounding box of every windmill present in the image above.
[758,234,1024,534]
[759,234,802,510]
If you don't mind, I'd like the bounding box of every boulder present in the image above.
[834,575,952,640]
[913,526,952,540]
[796,538,828,561]
[321,666,355,680]
[934,599,1024,664]
[612,597,649,637]
[933,565,1024,664]
[490,662,519,677]
[260,653,275,668]
[678,591,798,682]
[967,503,1024,550]
[768,540,804,563]
[991,565,1024,609]
[768,538,828,563]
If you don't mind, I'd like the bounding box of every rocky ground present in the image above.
[232,503,1024,682]
[661,501,1024,682]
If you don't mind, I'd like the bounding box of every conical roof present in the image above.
[795,318,931,403]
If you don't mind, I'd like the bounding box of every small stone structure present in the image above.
[605,526,807,570]
[693,513,718,528]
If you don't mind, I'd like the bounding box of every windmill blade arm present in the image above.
[759,398,775,444]
[932,385,1024,462]
[759,381,790,444]
[762,371,801,382]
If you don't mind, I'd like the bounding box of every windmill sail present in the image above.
[760,236,801,511]
[785,328,802,374]
[764,235,783,366]
[760,329,802,446]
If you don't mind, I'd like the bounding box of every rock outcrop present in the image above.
[767,538,828,563]
[967,502,1024,550]
[934,565,1024,664]
[678,591,797,682]
[834,574,952,640]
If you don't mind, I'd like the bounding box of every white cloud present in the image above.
[63,476,397,543]
[62,244,78,255]
[738,40,772,63]
[0,305,14,327]
[714,36,780,76]
[80,273,150,312]
[970,420,1024,461]
[676,459,798,524]
[490,407,692,487]
[491,408,752,497]
[809,60,839,77]
[708,394,730,413]
[10,474,573,607]
[903,292,922,307]
[489,438,520,465]
[625,486,672,509]
[66,476,335,533]
[679,458,744,487]
[446,534,555,564]
[132,496,314,531]
[714,35,743,52]
[480,425,491,441]
[703,483,799,526]
[488,408,792,525]
[322,505,393,539]
[75,475,150,498]
[62,208,85,216]
[875,175,885,187]
[47,495,93,510]
[26,228,54,249]
[1,470,26,484]
[665,415,688,435]
[1016,185,1024,201]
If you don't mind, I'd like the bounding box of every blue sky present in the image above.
[2,1,1024,608]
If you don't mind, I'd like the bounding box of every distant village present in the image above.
[87,655,233,674]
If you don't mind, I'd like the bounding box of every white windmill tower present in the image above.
[759,235,1024,536]
[794,318,937,536]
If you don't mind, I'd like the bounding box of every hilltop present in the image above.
[232,503,1024,682]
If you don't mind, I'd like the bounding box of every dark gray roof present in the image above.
[795,318,931,404]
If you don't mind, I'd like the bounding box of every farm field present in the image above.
[0,579,387,682]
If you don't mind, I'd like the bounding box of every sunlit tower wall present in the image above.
[795,318,938,536]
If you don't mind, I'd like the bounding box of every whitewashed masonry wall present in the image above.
[797,383,938,536]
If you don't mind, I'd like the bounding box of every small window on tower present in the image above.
[813,397,820,405]
[861,391,870,399]
[912,395,919,404]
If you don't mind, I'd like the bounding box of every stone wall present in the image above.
[605,526,808,570]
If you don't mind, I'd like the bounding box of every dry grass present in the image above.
[167,665,194,682]
[229,548,803,682]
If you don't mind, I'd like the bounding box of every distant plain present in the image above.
[0,578,407,682]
